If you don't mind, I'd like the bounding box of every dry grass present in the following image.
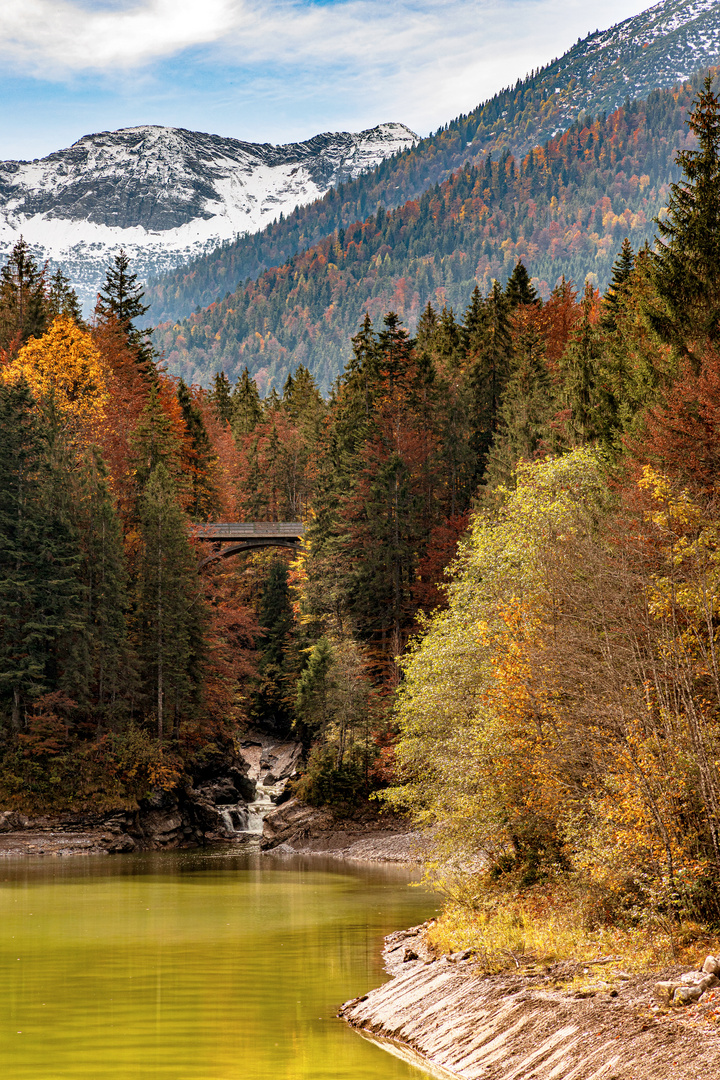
[424,881,720,976]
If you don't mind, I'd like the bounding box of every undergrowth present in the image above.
[424,876,720,975]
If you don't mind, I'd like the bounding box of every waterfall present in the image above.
[221,778,287,836]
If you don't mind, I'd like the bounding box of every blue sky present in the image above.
[0,1,652,160]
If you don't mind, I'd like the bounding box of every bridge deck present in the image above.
[193,521,305,543]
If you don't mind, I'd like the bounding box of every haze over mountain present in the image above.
[0,122,417,310]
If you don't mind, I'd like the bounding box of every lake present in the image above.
[0,849,439,1079]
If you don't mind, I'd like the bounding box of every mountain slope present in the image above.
[0,123,417,310]
[156,75,701,395]
[146,0,720,324]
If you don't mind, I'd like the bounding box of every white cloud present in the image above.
[0,0,651,153]
[0,1,647,76]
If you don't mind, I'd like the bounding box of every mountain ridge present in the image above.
[146,0,720,325]
[0,122,418,309]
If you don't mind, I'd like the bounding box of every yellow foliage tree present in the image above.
[2,315,109,439]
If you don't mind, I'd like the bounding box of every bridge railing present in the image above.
[192,521,305,542]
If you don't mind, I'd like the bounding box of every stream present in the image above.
[0,849,439,1079]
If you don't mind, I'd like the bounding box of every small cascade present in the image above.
[220,778,289,837]
[219,805,249,834]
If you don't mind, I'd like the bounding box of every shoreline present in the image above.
[340,926,720,1080]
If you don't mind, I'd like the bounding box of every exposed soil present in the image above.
[341,926,720,1079]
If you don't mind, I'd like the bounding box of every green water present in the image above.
[0,849,439,1079]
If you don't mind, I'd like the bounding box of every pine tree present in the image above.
[46,268,83,325]
[0,379,49,727]
[95,250,155,376]
[176,380,220,522]
[137,463,203,740]
[648,76,720,369]
[254,559,294,732]
[209,372,233,425]
[230,368,262,439]
[0,239,47,354]
[505,261,540,308]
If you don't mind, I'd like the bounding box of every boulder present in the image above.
[0,810,28,833]
[703,954,720,976]
[195,778,239,805]
[673,984,704,1006]
[654,981,678,1005]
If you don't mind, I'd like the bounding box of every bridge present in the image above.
[193,521,305,567]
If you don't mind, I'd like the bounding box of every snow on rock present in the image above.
[0,122,418,309]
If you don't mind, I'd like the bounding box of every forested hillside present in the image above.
[157,75,702,393]
[146,0,720,324]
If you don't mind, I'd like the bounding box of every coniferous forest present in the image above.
[4,73,720,959]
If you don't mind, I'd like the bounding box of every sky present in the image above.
[0,0,654,160]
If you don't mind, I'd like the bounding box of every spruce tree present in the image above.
[0,379,49,727]
[176,380,220,522]
[648,76,720,369]
[96,249,155,376]
[254,559,294,732]
[209,371,233,425]
[230,367,263,438]
[0,239,47,353]
[46,268,83,325]
[505,261,540,308]
[137,463,202,741]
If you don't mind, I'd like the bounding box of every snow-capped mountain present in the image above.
[0,122,417,309]
[497,0,720,159]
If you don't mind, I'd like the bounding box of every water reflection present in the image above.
[0,849,439,1079]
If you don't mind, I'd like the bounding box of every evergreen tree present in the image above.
[137,463,203,740]
[465,281,513,483]
[176,380,220,522]
[46,268,83,325]
[77,449,132,724]
[602,239,635,332]
[294,636,333,747]
[130,385,183,499]
[488,327,554,484]
[648,76,720,369]
[506,260,540,307]
[209,371,233,425]
[96,250,154,375]
[0,239,46,354]
[230,367,263,438]
[254,559,294,732]
[0,379,50,728]
[559,282,608,445]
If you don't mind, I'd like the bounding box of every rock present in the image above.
[0,810,28,832]
[703,954,720,976]
[654,981,678,1005]
[673,984,704,1006]
[680,971,706,984]
[263,772,277,785]
[195,778,239,805]
[403,949,419,962]
[142,809,183,836]
[106,834,136,854]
